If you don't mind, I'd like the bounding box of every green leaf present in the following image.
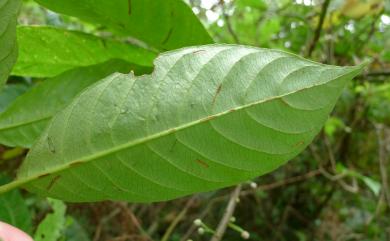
[0,83,29,113]
[34,0,213,50]
[0,176,32,233]
[34,198,66,241]
[337,164,382,197]
[12,26,156,78]
[0,59,136,148]
[0,0,21,89]
[324,116,345,138]
[336,163,381,196]
[360,176,381,196]
[0,45,364,202]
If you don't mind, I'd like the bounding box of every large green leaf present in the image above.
[0,59,136,148]
[34,0,213,50]
[0,45,364,202]
[12,26,156,78]
[0,0,21,89]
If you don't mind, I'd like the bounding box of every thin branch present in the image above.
[219,0,240,43]
[306,0,331,57]
[356,9,383,54]
[161,197,197,241]
[210,185,242,241]
[179,196,224,241]
[93,208,121,241]
[365,70,390,77]
[117,202,154,241]
[240,169,321,197]
[310,143,359,193]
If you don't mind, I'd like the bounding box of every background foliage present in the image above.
[0,0,389,240]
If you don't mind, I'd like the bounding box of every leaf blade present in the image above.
[2,45,364,202]
[0,0,21,89]
[12,26,156,78]
[33,0,213,50]
[0,59,138,147]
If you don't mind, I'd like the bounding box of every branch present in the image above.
[219,0,240,43]
[210,185,242,241]
[355,70,390,82]
[179,196,223,241]
[356,9,383,54]
[161,197,196,241]
[238,169,322,197]
[365,70,390,77]
[117,202,154,241]
[306,0,331,57]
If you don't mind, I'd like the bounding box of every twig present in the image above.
[93,208,121,241]
[161,196,197,241]
[356,9,383,55]
[240,169,321,197]
[306,0,331,57]
[117,202,154,241]
[365,70,390,77]
[179,196,225,241]
[210,185,242,241]
[219,0,240,43]
[310,143,359,193]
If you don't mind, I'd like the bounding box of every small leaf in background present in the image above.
[324,116,346,138]
[360,176,381,196]
[0,176,32,233]
[34,198,66,241]
[341,0,384,19]
[13,26,156,78]
[0,59,137,148]
[2,44,364,202]
[335,163,381,196]
[0,0,21,89]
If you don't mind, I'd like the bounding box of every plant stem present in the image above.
[306,0,331,57]
[210,184,241,241]
[161,197,196,241]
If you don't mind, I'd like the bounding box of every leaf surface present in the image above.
[34,0,213,50]
[12,26,156,78]
[0,0,21,89]
[0,59,136,147]
[0,45,364,202]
